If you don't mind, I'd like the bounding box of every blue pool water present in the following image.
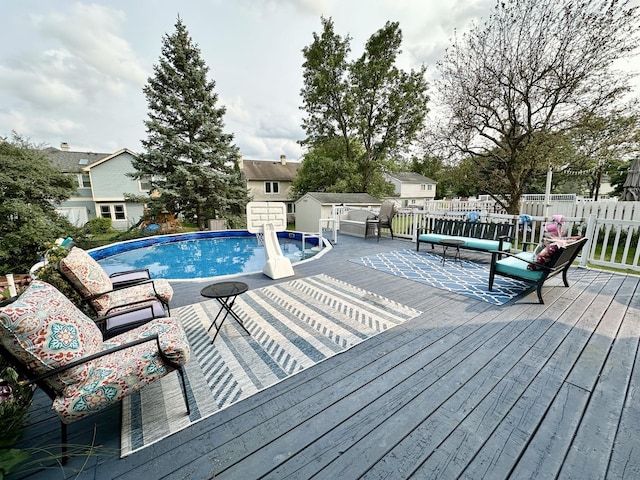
[92,230,321,281]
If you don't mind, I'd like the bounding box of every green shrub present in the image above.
[86,217,112,235]
[224,214,247,229]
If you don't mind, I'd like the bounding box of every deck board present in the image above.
[9,235,640,480]
[559,276,640,480]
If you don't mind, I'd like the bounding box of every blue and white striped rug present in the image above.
[121,274,421,457]
[350,249,531,306]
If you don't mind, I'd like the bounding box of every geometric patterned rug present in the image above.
[349,249,532,306]
[120,274,421,457]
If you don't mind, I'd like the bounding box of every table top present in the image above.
[200,281,249,299]
[439,239,465,246]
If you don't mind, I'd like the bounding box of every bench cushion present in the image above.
[418,234,512,252]
[495,252,545,281]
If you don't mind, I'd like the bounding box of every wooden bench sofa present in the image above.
[488,236,588,304]
[416,218,514,254]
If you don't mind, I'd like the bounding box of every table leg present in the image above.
[207,295,252,344]
[454,246,461,264]
[224,296,251,335]
[441,245,462,266]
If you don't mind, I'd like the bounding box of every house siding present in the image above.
[384,172,437,207]
[90,151,142,199]
[88,151,147,230]
[246,179,293,203]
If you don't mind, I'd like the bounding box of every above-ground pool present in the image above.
[91,230,325,281]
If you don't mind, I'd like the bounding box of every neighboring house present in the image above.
[43,144,148,230]
[384,172,437,208]
[240,155,301,223]
[294,192,381,233]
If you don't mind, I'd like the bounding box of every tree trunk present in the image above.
[594,166,602,201]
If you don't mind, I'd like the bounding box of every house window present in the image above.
[421,184,426,191]
[99,204,126,221]
[78,173,91,188]
[428,184,433,190]
[139,176,152,191]
[265,181,279,194]
[287,203,295,214]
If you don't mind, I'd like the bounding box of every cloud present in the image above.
[0,61,83,109]
[0,3,149,149]
[239,134,303,160]
[238,0,333,17]
[223,96,254,126]
[32,3,147,85]
[0,109,82,140]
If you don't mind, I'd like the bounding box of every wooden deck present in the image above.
[10,234,640,479]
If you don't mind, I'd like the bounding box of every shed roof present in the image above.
[298,192,381,205]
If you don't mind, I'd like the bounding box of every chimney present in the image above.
[60,142,70,151]
[280,154,286,165]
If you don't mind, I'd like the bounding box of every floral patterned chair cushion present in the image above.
[58,246,173,317]
[54,317,190,423]
[0,280,190,423]
[91,280,174,318]
[58,247,112,298]
[0,281,103,391]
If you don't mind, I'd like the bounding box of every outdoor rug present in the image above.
[349,249,531,306]
[120,274,421,457]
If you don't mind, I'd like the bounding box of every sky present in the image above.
[1,0,639,161]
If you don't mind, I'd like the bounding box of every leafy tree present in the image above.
[299,17,429,196]
[291,138,359,198]
[132,18,249,230]
[562,111,640,199]
[0,134,77,274]
[609,161,631,198]
[291,138,394,199]
[434,0,639,214]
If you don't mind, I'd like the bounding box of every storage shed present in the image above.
[294,192,381,233]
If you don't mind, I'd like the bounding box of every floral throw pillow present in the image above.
[528,243,560,271]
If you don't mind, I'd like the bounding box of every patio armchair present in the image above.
[375,202,397,241]
[0,280,191,464]
[58,246,174,317]
[488,236,588,304]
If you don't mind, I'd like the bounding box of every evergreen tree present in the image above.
[133,17,249,230]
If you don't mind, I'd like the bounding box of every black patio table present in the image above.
[200,281,251,343]
[439,238,464,265]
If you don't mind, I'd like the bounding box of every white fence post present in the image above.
[582,214,597,267]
